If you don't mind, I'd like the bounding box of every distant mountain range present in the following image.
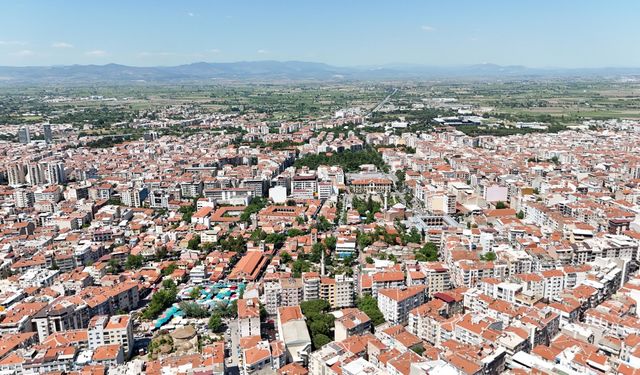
[1,61,640,85]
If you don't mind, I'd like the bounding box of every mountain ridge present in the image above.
[1,60,639,85]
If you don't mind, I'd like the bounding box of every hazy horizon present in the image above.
[4,60,640,70]
[2,0,640,68]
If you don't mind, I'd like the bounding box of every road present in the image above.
[339,193,351,225]
[366,88,398,118]
[226,319,242,375]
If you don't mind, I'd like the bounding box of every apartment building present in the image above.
[291,173,317,199]
[371,271,405,298]
[319,275,354,309]
[377,285,427,325]
[87,314,134,358]
[423,263,452,297]
[334,308,372,342]
[238,298,261,338]
[263,275,303,315]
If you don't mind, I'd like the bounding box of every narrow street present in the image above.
[226,319,241,375]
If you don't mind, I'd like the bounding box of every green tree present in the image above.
[313,334,332,349]
[201,242,215,252]
[142,281,177,320]
[250,228,267,241]
[415,242,438,262]
[516,210,525,219]
[481,251,497,261]
[187,235,201,250]
[300,300,330,315]
[287,228,305,237]
[107,258,121,275]
[395,170,406,190]
[179,302,209,318]
[125,254,144,270]
[162,279,177,290]
[324,236,337,251]
[356,232,373,249]
[356,294,385,326]
[310,242,326,263]
[208,313,224,333]
[280,251,292,264]
[300,300,334,349]
[314,216,332,232]
[411,344,425,356]
[495,201,507,209]
[265,233,287,247]
[365,256,374,264]
[220,236,247,253]
[259,304,268,320]
[189,286,202,299]
[161,263,177,276]
[405,227,421,244]
[227,300,238,318]
[292,259,311,278]
[240,197,267,222]
[155,247,168,260]
[178,202,196,223]
[293,147,388,173]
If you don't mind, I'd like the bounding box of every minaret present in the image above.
[320,247,326,277]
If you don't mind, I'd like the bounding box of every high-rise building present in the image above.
[26,163,45,186]
[44,161,66,185]
[13,189,35,208]
[7,163,27,186]
[121,187,148,207]
[43,123,53,144]
[18,127,30,144]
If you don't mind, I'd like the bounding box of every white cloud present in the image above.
[187,12,195,17]
[421,25,436,32]
[52,42,73,48]
[257,49,269,54]
[85,50,107,57]
[137,51,175,57]
[9,49,34,57]
[209,48,221,54]
[0,40,26,46]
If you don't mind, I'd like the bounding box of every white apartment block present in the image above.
[238,298,261,337]
[377,285,427,325]
[87,314,134,358]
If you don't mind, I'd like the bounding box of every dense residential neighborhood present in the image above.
[1,86,640,375]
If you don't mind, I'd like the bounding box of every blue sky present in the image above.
[1,0,639,67]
